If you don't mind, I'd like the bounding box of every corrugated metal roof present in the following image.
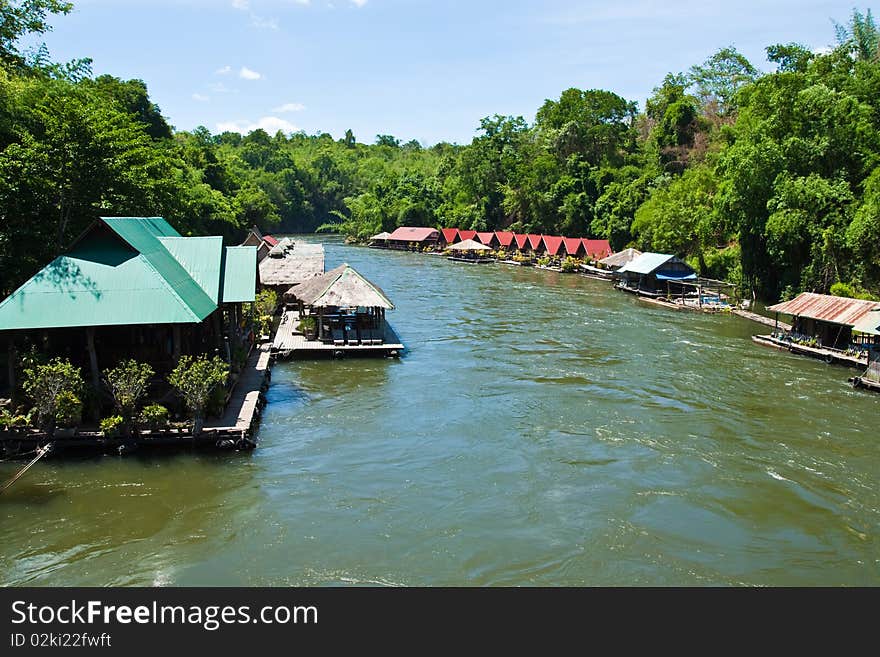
[441,228,459,243]
[542,235,564,255]
[582,239,612,260]
[767,292,880,327]
[102,217,216,320]
[159,236,223,303]
[388,226,439,242]
[617,252,677,275]
[600,247,642,268]
[0,218,257,331]
[475,231,495,245]
[221,246,257,303]
[495,231,514,247]
[0,229,204,329]
[853,309,880,335]
[263,235,279,247]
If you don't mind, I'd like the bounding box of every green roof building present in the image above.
[0,217,257,390]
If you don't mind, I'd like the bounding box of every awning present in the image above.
[656,271,697,281]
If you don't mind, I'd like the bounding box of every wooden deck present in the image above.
[205,343,272,437]
[752,334,868,369]
[273,309,404,359]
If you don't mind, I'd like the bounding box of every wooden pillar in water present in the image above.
[318,307,324,341]
[85,327,100,390]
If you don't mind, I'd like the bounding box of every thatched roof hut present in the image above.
[287,264,394,309]
[448,238,490,251]
[370,231,392,241]
[600,247,642,270]
[259,241,325,288]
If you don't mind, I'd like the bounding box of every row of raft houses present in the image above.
[370,225,880,391]
[1,217,879,463]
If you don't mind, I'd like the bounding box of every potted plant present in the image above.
[299,315,318,341]
[54,390,82,437]
[100,415,124,438]
[139,404,169,431]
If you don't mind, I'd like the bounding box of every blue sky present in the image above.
[38,0,850,145]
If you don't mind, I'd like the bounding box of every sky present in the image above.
[34,0,851,145]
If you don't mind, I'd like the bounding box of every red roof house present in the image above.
[513,234,529,250]
[494,231,515,248]
[388,226,441,244]
[563,237,585,257]
[475,231,497,247]
[440,228,459,245]
[263,235,279,247]
[527,234,544,252]
[582,239,613,260]
[542,235,564,256]
[458,230,477,242]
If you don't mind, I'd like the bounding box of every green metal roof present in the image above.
[221,246,257,303]
[0,218,256,330]
[158,236,224,304]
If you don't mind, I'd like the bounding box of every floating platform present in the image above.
[732,309,791,331]
[273,310,403,359]
[0,345,272,458]
[751,334,868,369]
[447,256,494,264]
[850,375,880,392]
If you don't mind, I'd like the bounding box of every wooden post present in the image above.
[7,335,16,393]
[172,325,182,361]
[85,327,100,390]
[318,307,324,341]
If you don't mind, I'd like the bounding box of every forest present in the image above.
[0,1,879,302]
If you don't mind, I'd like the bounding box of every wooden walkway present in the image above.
[752,334,868,369]
[273,309,404,359]
[733,309,791,331]
[206,343,272,436]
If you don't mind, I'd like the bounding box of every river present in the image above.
[2,238,878,586]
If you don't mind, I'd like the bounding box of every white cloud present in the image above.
[251,14,279,30]
[240,66,262,80]
[208,82,237,93]
[231,0,249,9]
[272,102,306,113]
[216,116,298,135]
[192,93,210,102]
[215,65,232,75]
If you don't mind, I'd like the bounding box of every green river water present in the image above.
[1,238,878,586]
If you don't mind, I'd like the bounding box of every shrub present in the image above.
[22,358,84,433]
[100,415,124,437]
[104,360,154,435]
[561,257,578,273]
[139,404,169,430]
[54,390,82,428]
[168,355,229,434]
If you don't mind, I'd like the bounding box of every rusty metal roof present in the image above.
[388,227,439,242]
[767,292,880,326]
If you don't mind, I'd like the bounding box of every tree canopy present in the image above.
[1,4,879,302]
